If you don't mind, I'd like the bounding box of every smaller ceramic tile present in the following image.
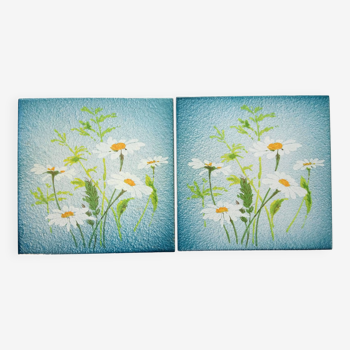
[18,98,175,254]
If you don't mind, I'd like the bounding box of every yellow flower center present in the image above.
[48,167,55,171]
[61,211,74,218]
[217,167,222,169]
[279,179,290,187]
[303,162,312,166]
[147,160,160,164]
[124,178,136,186]
[267,142,283,151]
[216,207,228,213]
[205,162,212,166]
[60,170,65,173]
[110,142,126,151]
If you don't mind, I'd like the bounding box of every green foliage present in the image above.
[237,177,254,214]
[221,143,246,163]
[187,180,227,200]
[71,178,85,190]
[300,176,312,214]
[117,198,134,219]
[30,186,72,206]
[116,198,134,235]
[51,129,67,146]
[63,146,89,166]
[82,180,100,217]
[242,165,253,172]
[30,186,54,206]
[270,198,288,227]
[73,106,119,141]
[227,175,240,186]
[230,105,278,141]
[145,175,158,213]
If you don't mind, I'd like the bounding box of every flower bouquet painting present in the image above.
[18,98,175,254]
[177,96,331,250]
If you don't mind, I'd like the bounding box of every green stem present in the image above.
[202,196,206,227]
[286,169,311,232]
[51,174,61,210]
[63,140,120,225]
[70,230,78,248]
[134,196,150,232]
[77,224,86,248]
[119,152,124,172]
[286,198,304,232]
[88,189,126,248]
[208,170,216,205]
[223,225,231,243]
[100,158,107,247]
[241,190,279,245]
[229,219,238,244]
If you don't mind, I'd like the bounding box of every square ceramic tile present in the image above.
[18,98,175,254]
[177,96,332,250]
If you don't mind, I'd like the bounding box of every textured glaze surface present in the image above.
[177,96,332,250]
[18,98,175,254]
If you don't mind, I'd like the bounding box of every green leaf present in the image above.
[256,112,276,122]
[145,175,158,213]
[300,176,312,214]
[145,174,153,187]
[212,186,228,192]
[259,126,274,137]
[241,105,254,114]
[254,107,263,114]
[227,175,240,186]
[242,165,253,172]
[116,197,134,219]
[270,198,288,227]
[101,126,116,138]
[81,106,94,115]
[51,130,67,146]
[71,178,85,190]
[86,166,97,176]
[63,146,89,166]
[82,180,99,216]
[94,107,103,115]
[202,178,207,183]
[97,113,117,123]
[221,152,241,163]
[237,177,253,210]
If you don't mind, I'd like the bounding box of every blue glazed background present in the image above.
[18,98,175,254]
[177,96,332,250]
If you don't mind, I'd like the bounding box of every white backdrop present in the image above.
[1,1,349,349]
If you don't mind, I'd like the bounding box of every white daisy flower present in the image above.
[250,136,302,159]
[138,156,168,169]
[93,137,145,159]
[107,172,153,198]
[46,206,93,232]
[30,164,75,182]
[188,159,231,177]
[201,201,248,227]
[262,172,307,199]
[293,158,325,171]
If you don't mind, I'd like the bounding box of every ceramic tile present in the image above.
[177,96,332,250]
[18,98,175,254]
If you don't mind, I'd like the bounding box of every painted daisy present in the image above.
[262,172,307,199]
[201,201,248,227]
[30,164,76,182]
[108,172,153,198]
[138,156,168,169]
[46,206,93,231]
[293,158,325,171]
[188,159,231,177]
[93,137,145,159]
[250,136,302,159]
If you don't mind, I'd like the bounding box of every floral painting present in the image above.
[177,96,332,250]
[18,98,175,254]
